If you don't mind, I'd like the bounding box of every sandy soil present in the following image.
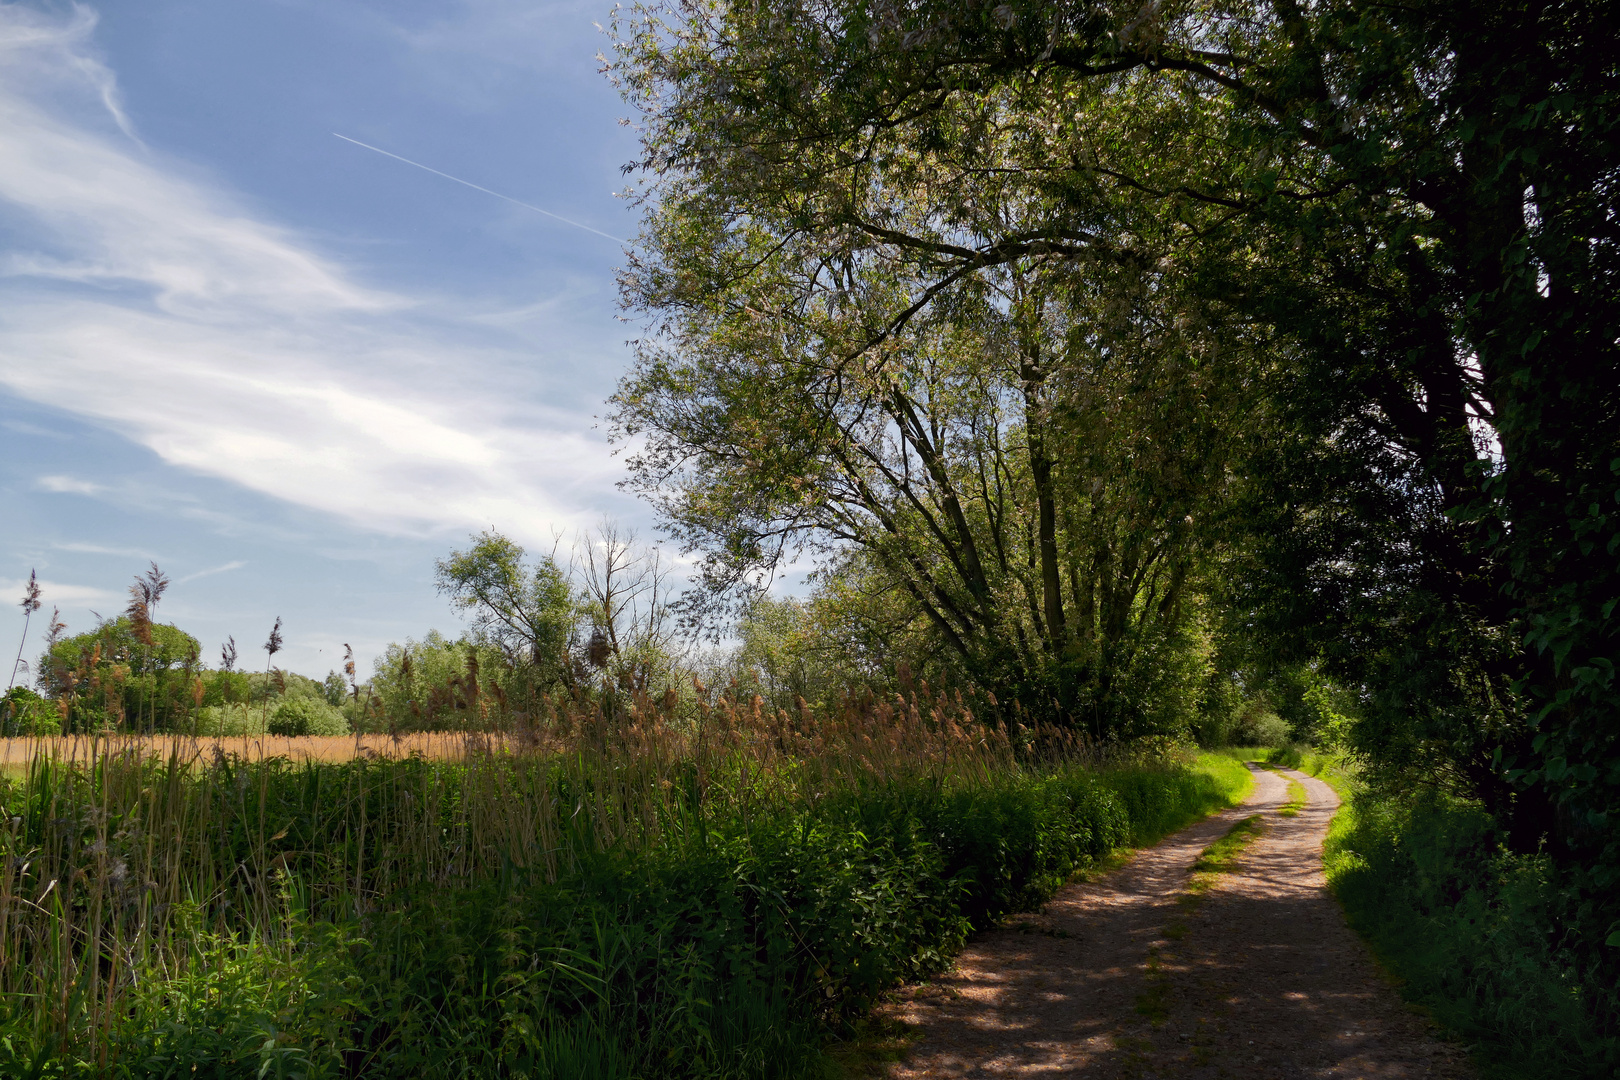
[879,764,1474,1079]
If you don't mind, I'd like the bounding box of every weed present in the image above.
[1134,945,1172,1024]
[824,1014,917,1078]
[1278,778,1307,817]
[1186,815,1264,895]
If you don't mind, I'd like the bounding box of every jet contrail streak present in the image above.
[333,133,629,245]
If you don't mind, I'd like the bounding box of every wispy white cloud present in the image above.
[53,540,155,558]
[37,474,104,496]
[0,575,118,609]
[0,5,625,547]
[178,560,247,583]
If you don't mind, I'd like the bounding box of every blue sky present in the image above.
[0,1,652,682]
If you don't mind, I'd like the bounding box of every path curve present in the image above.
[878,764,1474,1079]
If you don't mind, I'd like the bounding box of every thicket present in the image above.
[0,688,1249,1078]
[1327,788,1620,1079]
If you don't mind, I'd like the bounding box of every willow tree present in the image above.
[609,0,1618,864]
[612,129,1248,733]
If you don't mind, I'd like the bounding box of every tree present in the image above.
[573,521,681,692]
[435,531,577,689]
[610,9,1253,732]
[610,0,1618,859]
[38,617,202,732]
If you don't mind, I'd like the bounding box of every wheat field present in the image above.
[0,730,485,769]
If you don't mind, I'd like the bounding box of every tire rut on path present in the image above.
[878,765,1474,1079]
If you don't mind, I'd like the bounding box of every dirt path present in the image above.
[878,765,1474,1079]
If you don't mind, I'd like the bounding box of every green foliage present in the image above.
[243,669,333,705]
[1327,791,1620,1078]
[0,716,1244,1076]
[368,631,505,732]
[191,702,269,737]
[606,0,1619,938]
[184,674,351,736]
[36,616,204,732]
[1,686,58,737]
[268,697,349,737]
[203,668,252,707]
[1237,711,1291,749]
[728,589,913,714]
[435,531,576,688]
[321,670,346,707]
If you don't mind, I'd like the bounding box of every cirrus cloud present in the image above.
[0,4,627,547]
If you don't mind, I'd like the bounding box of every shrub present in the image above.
[268,696,349,736]
[191,703,268,735]
[1326,791,1620,1079]
[1225,707,1290,747]
[1,686,59,736]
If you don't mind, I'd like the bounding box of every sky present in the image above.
[0,0,653,683]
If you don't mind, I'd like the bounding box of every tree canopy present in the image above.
[609,0,1618,871]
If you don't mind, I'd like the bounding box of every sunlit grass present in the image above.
[0,686,1247,1077]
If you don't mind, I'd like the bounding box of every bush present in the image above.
[1326,790,1620,1079]
[1,686,60,736]
[202,669,252,707]
[268,696,349,737]
[1221,706,1291,748]
[190,703,269,735]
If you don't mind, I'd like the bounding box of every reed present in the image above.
[0,683,1237,1078]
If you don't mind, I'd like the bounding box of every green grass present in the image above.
[0,707,1252,1079]
[1187,814,1265,888]
[1279,778,1306,816]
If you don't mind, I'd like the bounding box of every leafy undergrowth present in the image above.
[0,713,1250,1080]
[1325,791,1620,1079]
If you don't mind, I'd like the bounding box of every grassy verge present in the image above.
[0,705,1251,1080]
[1324,791,1620,1079]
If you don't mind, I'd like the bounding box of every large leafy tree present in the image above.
[610,0,1617,861]
[614,234,1245,732]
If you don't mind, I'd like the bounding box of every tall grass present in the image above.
[0,685,1246,1078]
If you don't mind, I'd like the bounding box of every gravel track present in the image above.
[878,764,1474,1079]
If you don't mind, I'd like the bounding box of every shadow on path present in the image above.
[881,766,1473,1079]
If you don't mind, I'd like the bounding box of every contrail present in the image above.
[333,133,629,245]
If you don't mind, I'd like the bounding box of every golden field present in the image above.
[0,730,484,769]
